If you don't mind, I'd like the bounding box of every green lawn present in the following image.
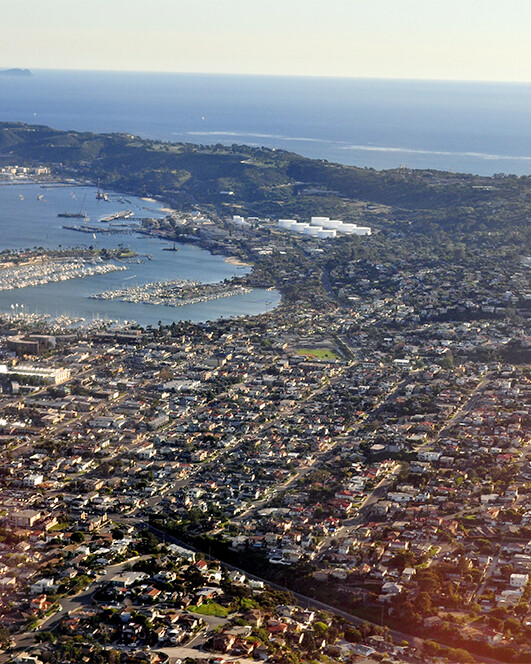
[295,348,340,360]
[188,602,229,617]
[47,522,69,532]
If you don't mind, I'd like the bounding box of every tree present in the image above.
[504,616,521,634]
[36,630,56,643]
[313,621,328,636]
[0,627,10,647]
[136,530,159,554]
[108,649,121,664]
[446,647,475,663]
[343,626,361,643]
[415,591,432,614]
[514,601,528,617]
[70,531,85,543]
[490,606,508,620]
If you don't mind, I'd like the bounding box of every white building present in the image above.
[30,578,56,594]
[23,473,43,488]
[1,364,70,385]
[510,573,529,588]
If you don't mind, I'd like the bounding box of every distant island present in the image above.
[0,68,31,77]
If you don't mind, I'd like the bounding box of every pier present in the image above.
[62,224,135,235]
[99,209,133,222]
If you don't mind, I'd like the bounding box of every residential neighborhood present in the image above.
[0,125,529,663]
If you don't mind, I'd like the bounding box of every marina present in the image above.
[90,278,253,307]
[0,257,126,291]
[0,183,280,325]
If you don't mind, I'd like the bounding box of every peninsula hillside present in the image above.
[0,121,529,237]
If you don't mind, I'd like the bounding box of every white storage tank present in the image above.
[322,219,343,229]
[318,229,337,239]
[304,226,321,236]
[278,219,298,229]
[311,216,330,225]
[351,226,372,235]
[337,223,357,234]
[292,222,310,233]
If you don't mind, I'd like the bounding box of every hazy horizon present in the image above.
[1,0,530,83]
[4,67,531,87]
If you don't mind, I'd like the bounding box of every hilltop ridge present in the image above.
[0,121,529,234]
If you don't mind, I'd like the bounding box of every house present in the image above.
[22,473,43,487]
[212,632,237,652]
[267,619,288,635]
[510,573,529,588]
[140,586,161,602]
[111,571,149,588]
[12,654,43,664]
[379,581,403,602]
[228,569,246,584]
[30,595,49,612]
[122,622,143,643]
[153,626,167,641]
[30,577,56,594]
[242,609,264,627]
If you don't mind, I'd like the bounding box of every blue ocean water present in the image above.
[0,70,530,176]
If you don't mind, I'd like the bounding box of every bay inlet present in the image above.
[0,182,280,326]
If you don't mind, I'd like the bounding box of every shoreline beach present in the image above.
[225,256,251,267]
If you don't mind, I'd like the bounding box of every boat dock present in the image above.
[99,210,133,222]
[90,278,252,307]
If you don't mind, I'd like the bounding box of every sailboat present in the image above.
[96,179,108,201]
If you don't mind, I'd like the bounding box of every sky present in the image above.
[0,0,530,82]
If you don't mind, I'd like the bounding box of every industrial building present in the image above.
[0,364,71,385]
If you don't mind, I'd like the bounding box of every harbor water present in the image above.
[0,183,280,326]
